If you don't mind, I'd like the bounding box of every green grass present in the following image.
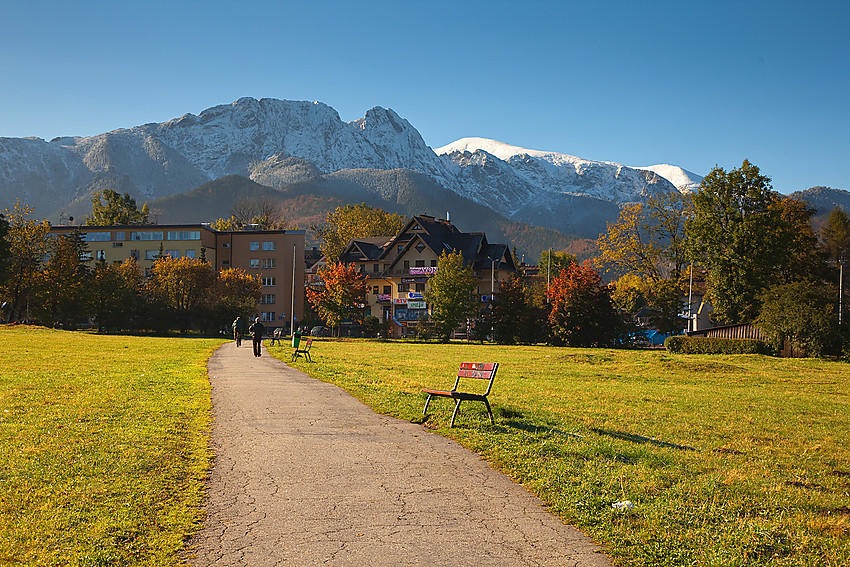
[277,339,850,567]
[0,326,224,566]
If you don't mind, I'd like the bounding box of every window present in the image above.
[112,242,123,248]
[415,283,426,292]
[249,259,260,268]
[372,286,379,294]
[95,250,106,261]
[145,250,160,260]
[415,242,426,253]
[403,260,410,270]
[260,312,276,322]
[113,232,125,241]
[80,252,92,261]
[131,231,164,241]
[167,230,200,240]
[85,232,111,242]
[398,283,409,292]
[262,258,276,269]
[165,250,179,258]
[262,277,276,286]
[222,260,230,266]
[262,241,276,251]
[430,260,437,267]
[415,259,425,267]
[261,294,276,304]
[222,243,230,248]
[373,264,379,272]
[249,241,260,251]
[383,286,391,294]
[185,249,195,259]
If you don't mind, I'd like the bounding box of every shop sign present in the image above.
[408,292,424,299]
[407,301,426,309]
[402,277,428,283]
[377,294,391,302]
[393,298,408,304]
[481,295,494,302]
[409,267,437,275]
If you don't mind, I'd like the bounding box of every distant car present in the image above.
[310,326,329,337]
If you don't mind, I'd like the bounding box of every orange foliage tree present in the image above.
[306,261,367,335]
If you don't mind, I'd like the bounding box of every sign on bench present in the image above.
[422,362,499,427]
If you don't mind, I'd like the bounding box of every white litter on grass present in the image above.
[612,500,633,511]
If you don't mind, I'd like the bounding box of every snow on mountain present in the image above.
[436,136,680,208]
[632,164,703,192]
[0,98,699,238]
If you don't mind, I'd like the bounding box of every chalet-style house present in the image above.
[335,215,516,337]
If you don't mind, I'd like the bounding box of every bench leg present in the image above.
[449,399,463,428]
[422,394,433,416]
[483,398,494,425]
[305,351,312,363]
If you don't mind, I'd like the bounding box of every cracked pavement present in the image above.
[186,342,613,566]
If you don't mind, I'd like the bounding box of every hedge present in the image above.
[664,336,774,355]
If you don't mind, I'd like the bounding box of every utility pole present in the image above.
[840,250,845,327]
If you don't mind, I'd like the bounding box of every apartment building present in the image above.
[336,215,515,337]
[49,223,305,330]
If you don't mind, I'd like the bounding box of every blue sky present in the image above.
[1,0,847,194]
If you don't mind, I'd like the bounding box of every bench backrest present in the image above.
[454,362,498,395]
[300,337,313,350]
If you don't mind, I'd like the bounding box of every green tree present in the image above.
[425,251,478,342]
[0,200,51,322]
[686,160,786,324]
[538,249,576,281]
[87,189,149,225]
[756,281,839,357]
[0,212,10,286]
[491,273,542,344]
[547,261,621,347]
[34,230,91,327]
[312,203,406,261]
[305,261,368,336]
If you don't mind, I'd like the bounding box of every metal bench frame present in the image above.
[291,337,313,363]
[422,362,498,427]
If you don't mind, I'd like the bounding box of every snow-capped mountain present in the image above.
[632,164,703,192]
[0,97,694,237]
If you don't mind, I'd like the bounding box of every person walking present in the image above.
[232,316,246,347]
[248,317,265,357]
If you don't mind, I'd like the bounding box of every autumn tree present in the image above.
[305,261,368,335]
[313,203,406,261]
[145,256,217,331]
[87,189,149,225]
[209,267,262,325]
[34,230,91,327]
[0,200,51,322]
[89,258,145,331]
[547,261,622,347]
[0,213,9,285]
[425,251,479,342]
[538,250,577,280]
[212,198,288,231]
[597,190,690,281]
[821,207,850,262]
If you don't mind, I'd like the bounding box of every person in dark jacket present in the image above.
[232,316,247,347]
[248,317,265,357]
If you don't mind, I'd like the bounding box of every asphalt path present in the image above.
[185,341,613,566]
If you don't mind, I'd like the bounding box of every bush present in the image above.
[664,336,774,355]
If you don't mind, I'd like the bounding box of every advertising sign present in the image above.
[407,301,426,310]
[408,292,424,300]
[377,294,391,302]
[409,267,437,275]
[393,298,407,305]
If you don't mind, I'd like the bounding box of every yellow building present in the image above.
[337,215,515,337]
[49,223,305,330]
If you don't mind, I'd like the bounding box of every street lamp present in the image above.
[840,250,846,327]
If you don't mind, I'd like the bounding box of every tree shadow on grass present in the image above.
[591,428,698,452]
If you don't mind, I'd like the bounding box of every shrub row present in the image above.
[664,336,774,355]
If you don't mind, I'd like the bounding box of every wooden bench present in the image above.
[422,362,498,427]
[291,337,314,363]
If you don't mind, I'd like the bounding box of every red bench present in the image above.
[422,362,499,427]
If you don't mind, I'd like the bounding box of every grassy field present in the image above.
[277,339,850,567]
[0,326,224,566]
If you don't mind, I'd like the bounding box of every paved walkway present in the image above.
[186,342,612,566]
